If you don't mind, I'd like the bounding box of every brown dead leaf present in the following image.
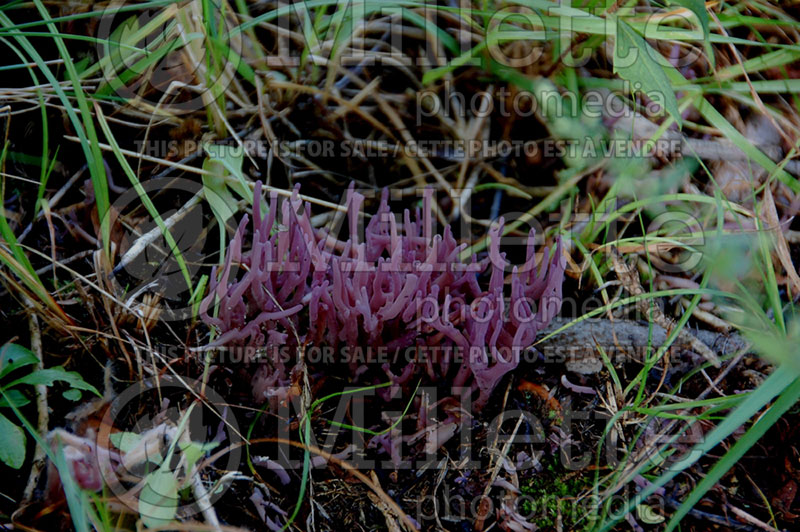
[759,187,800,298]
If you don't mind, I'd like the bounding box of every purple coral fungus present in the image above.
[201,183,565,411]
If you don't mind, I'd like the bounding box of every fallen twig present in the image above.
[538,316,748,374]
[22,306,48,502]
[608,248,721,367]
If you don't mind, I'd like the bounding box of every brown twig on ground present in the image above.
[537,316,748,375]
[367,472,403,532]
[729,504,782,532]
[22,305,47,502]
[608,247,721,367]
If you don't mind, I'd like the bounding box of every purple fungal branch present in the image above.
[201,182,565,410]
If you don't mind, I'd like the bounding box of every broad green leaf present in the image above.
[0,389,31,409]
[202,147,242,263]
[1,369,96,531]
[62,389,82,401]
[613,19,682,128]
[0,412,25,469]
[201,160,238,227]
[179,440,218,474]
[110,431,143,453]
[203,176,236,225]
[139,469,179,528]
[9,367,100,396]
[667,0,713,69]
[0,343,38,380]
[204,143,252,203]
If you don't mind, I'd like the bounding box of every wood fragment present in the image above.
[22,307,48,502]
[367,472,403,532]
[759,187,800,298]
[537,316,747,374]
[608,247,721,367]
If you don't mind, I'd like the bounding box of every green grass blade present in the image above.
[666,374,800,530]
[0,4,111,254]
[598,365,798,531]
[94,104,194,291]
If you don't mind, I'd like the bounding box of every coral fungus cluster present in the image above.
[201,183,565,410]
